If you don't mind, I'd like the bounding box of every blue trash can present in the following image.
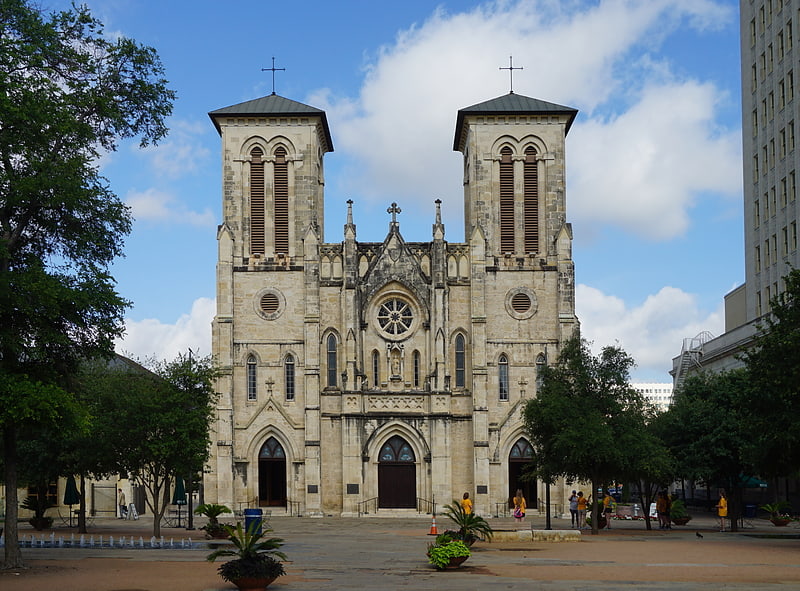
[745,504,757,518]
[243,508,263,535]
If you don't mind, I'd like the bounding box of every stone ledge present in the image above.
[490,529,581,543]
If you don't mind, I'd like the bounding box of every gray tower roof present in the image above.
[453,93,578,151]
[209,94,334,152]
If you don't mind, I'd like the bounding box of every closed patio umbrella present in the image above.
[172,477,187,527]
[63,475,80,526]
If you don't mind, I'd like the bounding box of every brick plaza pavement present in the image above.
[2,510,800,590]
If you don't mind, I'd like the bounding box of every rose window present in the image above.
[377,298,413,335]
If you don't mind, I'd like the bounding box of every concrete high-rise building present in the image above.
[673,1,799,384]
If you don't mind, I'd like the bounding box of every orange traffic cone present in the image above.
[428,514,438,535]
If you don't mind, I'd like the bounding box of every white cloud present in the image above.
[126,187,216,226]
[116,297,214,362]
[576,283,725,380]
[313,0,737,240]
[137,119,211,179]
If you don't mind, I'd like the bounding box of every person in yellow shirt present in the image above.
[576,491,589,529]
[513,489,527,523]
[716,489,728,532]
[460,492,473,514]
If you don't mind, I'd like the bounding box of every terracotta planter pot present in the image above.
[771,518,792,527]
[445,555,469,568]
[231,576,278,591]
[671,517,691,526]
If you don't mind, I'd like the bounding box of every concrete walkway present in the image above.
[2,511,800,590]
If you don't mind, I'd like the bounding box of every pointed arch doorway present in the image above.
[258,437,287,507]
[508,438,535,509]
[378,435,416,508]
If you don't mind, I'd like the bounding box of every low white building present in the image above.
[631,383,673,412]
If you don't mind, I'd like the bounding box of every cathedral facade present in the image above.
[205,90,579,517]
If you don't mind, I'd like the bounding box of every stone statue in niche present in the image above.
[391,352,401,377]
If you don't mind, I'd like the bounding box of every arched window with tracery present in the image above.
[247,355,257,401]
[499,354,509,401]
[455,334,466,388]
[499,146,514,253]
[285,354,295,401]
[524,146,539,253]
[273,146,289,254]
[326,334,338,387]
[249,147,265,255]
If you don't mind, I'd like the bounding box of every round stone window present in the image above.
[377,298,413,335]
[254,289,285,320]
[505,288,537,320]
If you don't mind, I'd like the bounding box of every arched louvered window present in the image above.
[372,350,380,387]
[247,355,257,401]
[413,350,421,388]
[499,146,514,253]
[326,334,338,387]
[285,355,295,401]
[455,334,466,388]
[274,146,289,254]
[250,147,265,255]
[523,146,539,253]
[499,354,509,401]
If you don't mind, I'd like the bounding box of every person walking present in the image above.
[576,491,589,529]
[461,492,473,514]
[656,491,668,529]
[512,489,526,523]
[716,489,728,532]
[602,490,616,529]
[118,489,127,519]
[569,490,579,528]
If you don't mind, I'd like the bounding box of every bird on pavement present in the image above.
[696,532,703,539]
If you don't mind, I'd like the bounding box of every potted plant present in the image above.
[441,500,494,545]
[206,520,287,591]
[760,501,794,526]
[426,533,471,570]
[21,495,53,530]
[195,503,233,539]
[670,499,692,526]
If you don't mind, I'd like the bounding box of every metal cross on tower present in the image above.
[261,57,286,96]
[499,55,523,94]
[387,202,402,225]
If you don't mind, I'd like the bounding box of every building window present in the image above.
[250,147,265,255]
[756,245,761,272]
[783,226,789,256]
[326,334,338,387]
[454,334,466,388]
[413,350,421,388]
[789,120,795,151]
[499,146,514,253]
[372,350,380,387]
[782,177,788,205]
[377,298,413,336]
[791,171,797,200]
[499,354,509,401]
[285,355,295,401]
[273,146,289,255]
[755,199,761,227]
[247,355,257,401]
[523,146,539,253]
[791,221,797,251]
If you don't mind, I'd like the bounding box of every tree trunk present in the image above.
[2,425,23,569]
[591,478,599,535]
[729,486,742,533]
[78,474,87,534]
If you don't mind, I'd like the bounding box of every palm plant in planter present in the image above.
[21,495,53,530]
[427,533,471,570]
[441,500,494,545]
[206,520,287,591]
[194,503,232,539]
[669,499,692,526]
[760,501,794,526]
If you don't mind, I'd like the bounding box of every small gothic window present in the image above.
[259,436,285,459]
[510,438,533,459]
[372,350,380,387]
[455,334,466,388]
[379,435,416,463]
[499,354,509,401]
[247,355,257,401]
[413,350,421,388]
[326,334,338,387]
[285,355,295,401]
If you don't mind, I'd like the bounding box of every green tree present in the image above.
[0,0,173,568]
[742,268,800,478]
[93,353,217,538]
[657,370,754,532]
[522,334,645,534]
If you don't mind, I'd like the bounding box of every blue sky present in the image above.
[49,0,743,381]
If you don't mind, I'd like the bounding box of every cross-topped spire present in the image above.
[499,55,523,94]
[387,202,402,225]
[261,57,286,95]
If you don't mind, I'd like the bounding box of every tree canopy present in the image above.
[522,334,654,534]
[0,0,174,568]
